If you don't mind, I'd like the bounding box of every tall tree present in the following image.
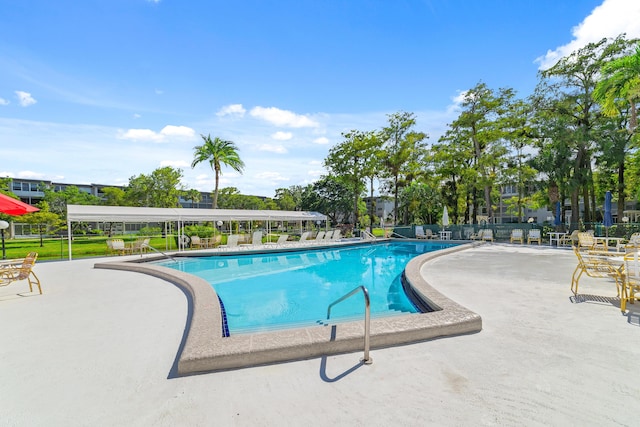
[538,36,634,224]
[125,166,184,208]
[593,40,640,217]
[446,82,512,223]
[324,130,380,229]
[191,134,245,209]
[380,112,428,224]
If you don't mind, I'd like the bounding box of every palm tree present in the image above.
[594,44,640,132]
[191,134,245,208]
[593,43,640,220]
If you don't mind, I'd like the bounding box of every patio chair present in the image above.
[415,226,427,239]
[527,229,541,245]
[576,232,600,252]
[470,229,483,240]
[481,229,494,242]
[332,229,342,240]
[129,237,151,254]
[424,229,436,239]
[314,231,325,242]
[571,247,623,306]
[324,230,334,240]
[559,230,579,246]
[109,238,128,255]
[0,252,42,294]
[190,235,205,249]
[622,250,640,312]
[510,229,524,244]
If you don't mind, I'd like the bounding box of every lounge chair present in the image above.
[0,252,42,294]
[571,247,623,305]
[510,229,524,244]
[481,229,494,242]
[332,229,342,240]
[314,231,325,242]
[576,232,597,251]
[324,230,334,240]
[527,229,541,245]
[424,229,436,239]
[298,231,311,244]
[265,234,289,247]
[250,231,263,246]
[622,250,640,312]
[470,229,483,240]
[415,226,427,239]
[219,234,239,250]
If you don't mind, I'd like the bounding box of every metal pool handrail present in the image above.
[326,285,373,365]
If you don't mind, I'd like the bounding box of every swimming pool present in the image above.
[155,241,459,334]
[95,239,482,373]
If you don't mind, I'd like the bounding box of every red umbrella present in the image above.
[0,193,40,216]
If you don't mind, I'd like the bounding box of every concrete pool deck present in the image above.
[2,243,639,425]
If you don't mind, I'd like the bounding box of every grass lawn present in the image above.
[1,235,175,261]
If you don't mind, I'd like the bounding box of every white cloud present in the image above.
[133,113,141,119]
[308,169,324,177]
[119,128,164,142]
[254,171,289,182]
[257,144,288,154]
[160,160,190,168]
[0,171,14,177]
[0,98,9,106]
[217,104,246,118]
[17,170,46,179]
[15,91,37,107]
[536,0,640,69]
[309,160,322,166]
[313,136,329,145]
[271,131,293,140]
[119,125,196,142]
[160,125,195,138]
[250,106,319,128]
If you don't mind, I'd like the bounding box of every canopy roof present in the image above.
[66,204,327,223]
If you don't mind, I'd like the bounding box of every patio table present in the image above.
[548,232,567,246]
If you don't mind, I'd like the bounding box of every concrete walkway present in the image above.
[1,244,638,426]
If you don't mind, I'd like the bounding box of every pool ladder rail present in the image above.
[326,285,373,365]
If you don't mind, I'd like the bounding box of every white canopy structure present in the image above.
[66,204,327,259]
[66,205,327,223]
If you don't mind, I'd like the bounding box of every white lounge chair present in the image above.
[219,234,239,250]
[332,229,342,241]
[527,229,541,245]
[510,229,524,244]
[481,229,494,242]
[298,231,312,244]
[314,231,325,242]
[265,234,289,247]
[415,227,427,239]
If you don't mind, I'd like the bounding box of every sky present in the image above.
[2,0,640,199]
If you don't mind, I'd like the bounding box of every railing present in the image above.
[359,229,376,240]
[326,285,373,365]
[146,244,177,262]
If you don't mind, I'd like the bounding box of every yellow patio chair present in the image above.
[622,250,640,312]
[0,252,42,294]
[571,247,623,303]
[527,229,541,245]
[481,229,494,242]
[559,230,579,246]
[510,229,524,244]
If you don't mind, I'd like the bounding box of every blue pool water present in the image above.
[155,241,458,334]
